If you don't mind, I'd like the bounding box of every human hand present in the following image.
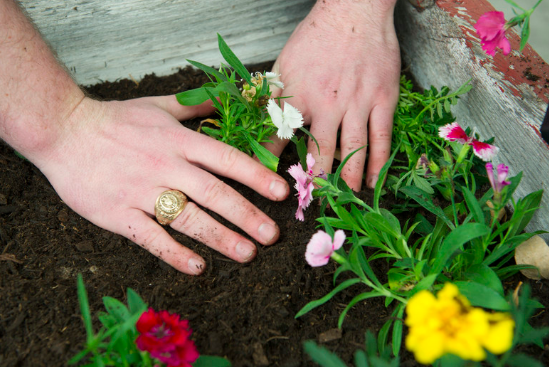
[33,96,289,275]
[267,0,400,190]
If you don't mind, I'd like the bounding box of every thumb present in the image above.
[143,94,215,121]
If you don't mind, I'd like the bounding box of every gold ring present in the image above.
[155,190,188,225]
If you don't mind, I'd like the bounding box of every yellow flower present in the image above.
[405,283,514,364]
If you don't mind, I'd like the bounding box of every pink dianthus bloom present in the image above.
[438,122,499,161]
[288,153,316,221]
[136,308,199,367]
[474,11,511,56]
[486,162,511,194]
[305,230,346,267]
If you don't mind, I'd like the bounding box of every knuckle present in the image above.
[218,146,240,172]
[201,179,226,209]
[136,227,163,250]
[174,202,201,230]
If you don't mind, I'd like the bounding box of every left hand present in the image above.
[266,0,401,190]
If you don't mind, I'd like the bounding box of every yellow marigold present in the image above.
[405,283,514,364]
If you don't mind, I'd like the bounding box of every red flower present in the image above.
[474,11,511,56]
[136,308,199,367]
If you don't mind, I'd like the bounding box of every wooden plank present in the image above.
[20,0,315,85]
[396,0,549,235]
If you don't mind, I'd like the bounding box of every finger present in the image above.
[365,103,394,188]
[120,209,207,275]
[307,112,340,176]
[169,201,258,263]
[143,95,215,121]
[180,131,289,202]
[339,108,369,191]
[171,165,280,246]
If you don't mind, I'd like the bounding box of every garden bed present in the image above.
[1,62,549,367]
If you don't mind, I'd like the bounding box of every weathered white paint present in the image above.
[20,0,315,85]
[21,0,549,236]
[396,0,549,236]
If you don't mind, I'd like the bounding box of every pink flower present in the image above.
[288,153,316,221]
[438,122,499,161]
[486,162,511,194]
[305,230,346,267]
[474,11,511,56]
[136,308,199,367]
[438,122,469,143]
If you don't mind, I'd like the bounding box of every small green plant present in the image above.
[176,34,312,172]
[70,274,230,367]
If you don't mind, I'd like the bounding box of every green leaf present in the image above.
[298,126,320,155]
[454,281,510,311]
[507,353,544,367]
[391,304,405,357]
[243,133,279,172]
[186,59,227,82]
[373,148,399,212]
[461,186,485,224]
[102,296,130,322]
[176,87,218,106]
[217,34,252,84]
[519,16,530,53]
[462,264,504,296]
[400,186,454,229]
[295,278,361,318]
[429,223,490,276]
[127,288,147,315]
[76,274,94,343]
[303,341,347,367]
[193,355,232,367]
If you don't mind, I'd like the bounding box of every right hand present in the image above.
[33,95,290,275]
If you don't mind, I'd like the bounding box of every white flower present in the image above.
[264,72,284,89]
[266,99,304,140]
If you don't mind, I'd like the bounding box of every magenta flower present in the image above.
[486,162,511,194]
[288,153,316,221]
[136,308,199,367]
[305,230,346,267]
[474,11,511,56]
[438,122,499,161]
[438,122,469,144]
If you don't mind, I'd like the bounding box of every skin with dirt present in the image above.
[1,62,548,366]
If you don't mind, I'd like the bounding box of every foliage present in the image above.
[70,274,230,367]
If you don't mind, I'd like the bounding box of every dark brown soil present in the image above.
[1,62,548,367]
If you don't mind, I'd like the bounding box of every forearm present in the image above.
[0,0,85,161]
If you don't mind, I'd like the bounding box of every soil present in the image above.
[1,62,549,367]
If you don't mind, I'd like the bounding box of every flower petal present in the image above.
[282,102,304,129]
[438,122,469,143]
[332,230,346,251]
[471,140,499,161]
[305,231,334,267]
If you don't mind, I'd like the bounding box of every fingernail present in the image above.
[367,175,379,189]
[236,241,256,262]
[269,180,288,200]
[188,258,205,275]
[258,222,278,244]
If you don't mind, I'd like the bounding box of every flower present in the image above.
[405,283,514,364]
[305,230,346,267]
[438,122,499,161]
[251,71,284,89]
[474,11,512,56]
[267,99,304,139]
[288,153,315,221]
[264,72,284,89]
[486,162,511,194]
[136,308,199,367]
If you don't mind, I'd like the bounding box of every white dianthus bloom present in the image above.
[264,72,284,89]
[267,99,304,140]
